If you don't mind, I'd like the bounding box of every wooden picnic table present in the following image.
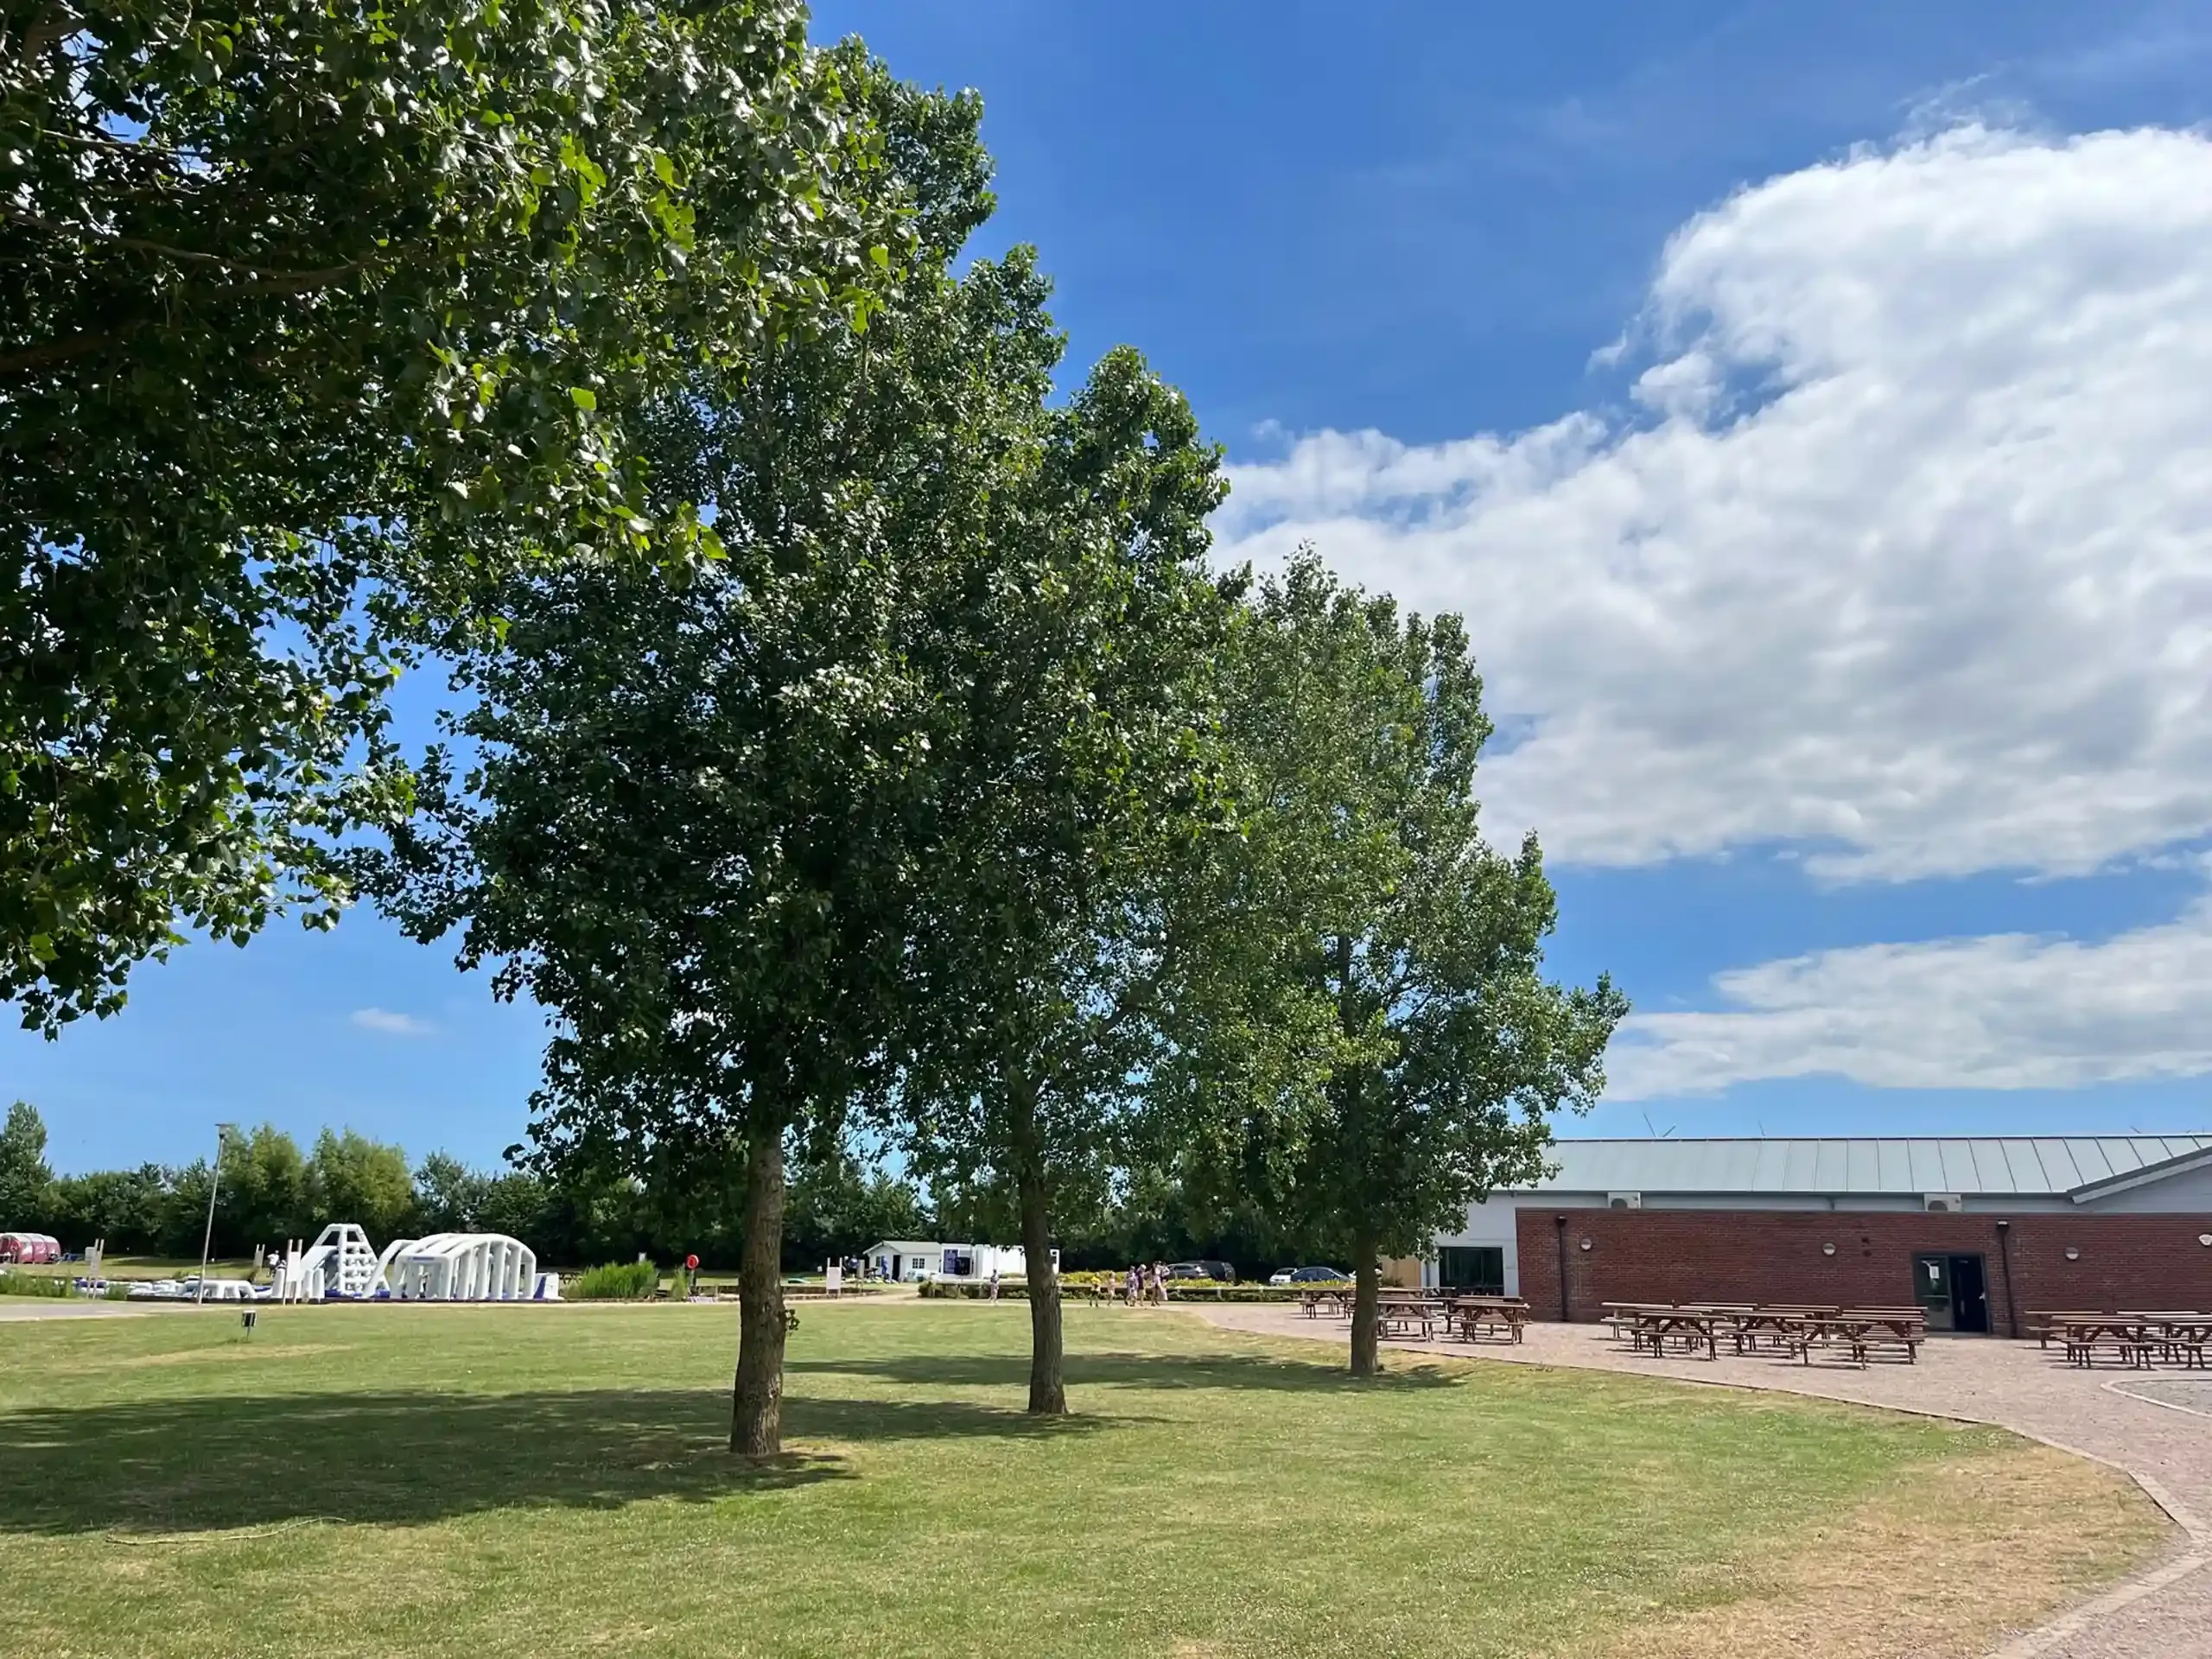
[1602,1304,1924,1366]
[1375,1297,1446,1341]
[2051,1314,2161,1369]
[1599,1302,1678,1345]
[1716,1308,1825,1354]
[2050,1313,2212,1370]
[1789,1311,1924,1369]
[2149,1319,2212,1369]
[1445,1295,1529,1344]
[2025,1310,2107,1348]
[1628,1307,1725,1359]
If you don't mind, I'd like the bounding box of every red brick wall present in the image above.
[1515,1207,2212,1332]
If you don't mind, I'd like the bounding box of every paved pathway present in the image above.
[0,1299,149,1321]
[1192,1304,2212,1659]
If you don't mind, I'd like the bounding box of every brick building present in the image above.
[1425,1136,2212,1334]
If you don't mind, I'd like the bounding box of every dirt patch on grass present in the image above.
[1575,1441,2171,1659]
[99,1343,348,1370]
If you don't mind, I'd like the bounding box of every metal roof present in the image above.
[1523,1136,2212,1198]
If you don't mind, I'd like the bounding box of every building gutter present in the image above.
[1993,1217,2018,1339]
[1554,1213,1570,1322]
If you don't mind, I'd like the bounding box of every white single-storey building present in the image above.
[862,1240,1054,1283]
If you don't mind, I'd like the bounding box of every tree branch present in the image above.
[0,332,115,377]
[0,207,365,288]
[2,2,78,66]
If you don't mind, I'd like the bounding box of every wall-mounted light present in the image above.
[2063,1245,2081,1261]
[1579,1237,1593,1252]
[2200,1235,2212,1248]
[1821,1242,1837,1256]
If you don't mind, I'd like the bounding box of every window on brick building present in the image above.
[1437,1246,1504,1294]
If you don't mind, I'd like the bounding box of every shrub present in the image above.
[568,1261,660,1300]
[917,1279,1319,1304]
[0,1269,74,1298]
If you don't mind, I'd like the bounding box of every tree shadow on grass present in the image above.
[786,1348,1462,1394]
[0,1386,1104,1537]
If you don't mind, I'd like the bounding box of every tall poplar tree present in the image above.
[1192,554,1627,1376]
[894,349,1234,1416]
[365,73,1040,1455]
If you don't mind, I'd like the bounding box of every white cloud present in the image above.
[350,1007,434,1038]
[1606,895,2212,1097]
[1216,124,2212,884]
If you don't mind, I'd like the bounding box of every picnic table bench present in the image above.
[2053,1315,2160,1370]
[2025,1310,2107,1350]
[1445,1296,1529,1344]
[1375,1299,1444,1341]
[1601,1303,1924,1366]
[1718,1307,1835,1354]
[2049,1313,2212,1370]
[1788,1309,1924,1368]
[1626,1307,1726,1359]
[1599,1302,1673,1344]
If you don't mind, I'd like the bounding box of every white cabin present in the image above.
[861,1240,1054,1283]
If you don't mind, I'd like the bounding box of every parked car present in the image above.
[1164,1260,1234,1282]
[1267,1265,1351,1286]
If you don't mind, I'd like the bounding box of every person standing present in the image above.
[988,1268,1001,1302]
[1125,1264,1141,1307]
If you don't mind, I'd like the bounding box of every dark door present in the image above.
[1912,1251,1989,1333]
[1948,1253,1989,1334]
[1912,1252,1955,1331]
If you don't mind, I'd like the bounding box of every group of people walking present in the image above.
[1121,1262,1171,1306]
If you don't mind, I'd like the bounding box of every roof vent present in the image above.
[1924,1193,1961,1213]
[1608,1192,1642,1210]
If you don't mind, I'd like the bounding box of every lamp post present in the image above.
[194,1122,238,1308]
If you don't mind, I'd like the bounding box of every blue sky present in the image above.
[22,1,2212,1172]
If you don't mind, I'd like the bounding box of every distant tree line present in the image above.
[2,1097,1340,1277]
[0,1101,932,1271]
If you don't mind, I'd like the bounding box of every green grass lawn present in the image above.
[0,1301,2160,1658]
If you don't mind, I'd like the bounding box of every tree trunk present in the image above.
[1349,1226,1381,1378]
[1008,1074,1066,1415]
[731,1119,788,1456]
[1332,935,1383,1380]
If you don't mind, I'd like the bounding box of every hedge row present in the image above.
[568,1261,661,1300]
[0,1270,74,1299]
[918,1279,1338,1304]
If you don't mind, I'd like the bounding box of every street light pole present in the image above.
[195,1122,237,1308]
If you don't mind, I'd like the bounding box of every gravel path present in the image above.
[1191,1304,2212,1659]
